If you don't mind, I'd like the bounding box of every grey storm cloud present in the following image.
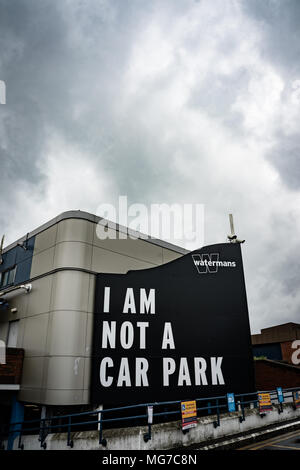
[0,0,185,207]
[1,0,298,194]
[242,0,300,75]
[240,0,300,191]
[0,0,300,333]
[267,133,300,190]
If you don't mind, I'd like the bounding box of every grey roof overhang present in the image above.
[3,210,189,256]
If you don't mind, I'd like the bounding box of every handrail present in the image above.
[2,386,299,450]
[4,387,299,429]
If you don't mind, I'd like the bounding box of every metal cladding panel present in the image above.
[0,249,16,269]
[91,242,255,405]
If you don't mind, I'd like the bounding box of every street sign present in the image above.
[227,393,236,412]
[277,387,284,404]
[258,393,272,414]
[293,390,300,409]
[147,405,153,424]
[181,400,197,431]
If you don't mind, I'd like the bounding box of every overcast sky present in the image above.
[1,0,300,333]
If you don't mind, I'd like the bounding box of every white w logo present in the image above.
[192,253,219,274]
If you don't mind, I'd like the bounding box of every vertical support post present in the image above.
[98,410,107,447]
[39,406,47,449]
[17,423,23,450]
[97,404,103,431]
[66,416,73,448]
[239,397,245,423]
[213,399,220,428]
[144,406,153,442]
[144,423,152,442]
[7,393,24,450]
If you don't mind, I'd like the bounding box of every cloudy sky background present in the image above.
[1,0,300,333]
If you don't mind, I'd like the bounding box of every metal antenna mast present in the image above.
[227,214,245,244]
[0,235,4,264]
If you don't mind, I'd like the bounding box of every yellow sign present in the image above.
[258,393,272,413]
[293,391,300,408]
[181,400,197,430]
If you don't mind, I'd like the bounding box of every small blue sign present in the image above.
[277,387,284,403]
[227,393,236,412]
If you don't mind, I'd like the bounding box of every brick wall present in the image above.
[0,348,24,384]
[254,359,300,390]
[252,323,300,345]
[281,341,294,364]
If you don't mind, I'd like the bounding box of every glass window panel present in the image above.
[2,271,8,287]
[8,266,16,285]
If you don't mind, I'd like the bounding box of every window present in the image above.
[0,266,16,289]
[7,267,16,285]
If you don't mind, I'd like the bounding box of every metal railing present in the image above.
[1,387,299,450]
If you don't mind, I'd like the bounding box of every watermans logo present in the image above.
[192,253,236,274]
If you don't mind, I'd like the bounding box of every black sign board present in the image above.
[91,242,255,405]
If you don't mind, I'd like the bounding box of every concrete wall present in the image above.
[0,212,186,406]
[7,402,300,451]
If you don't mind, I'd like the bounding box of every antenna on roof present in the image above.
[227,214,245,244]
[0,235,4,264]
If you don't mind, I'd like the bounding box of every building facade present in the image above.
[252,322,300,365]
[0,211,187,414]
